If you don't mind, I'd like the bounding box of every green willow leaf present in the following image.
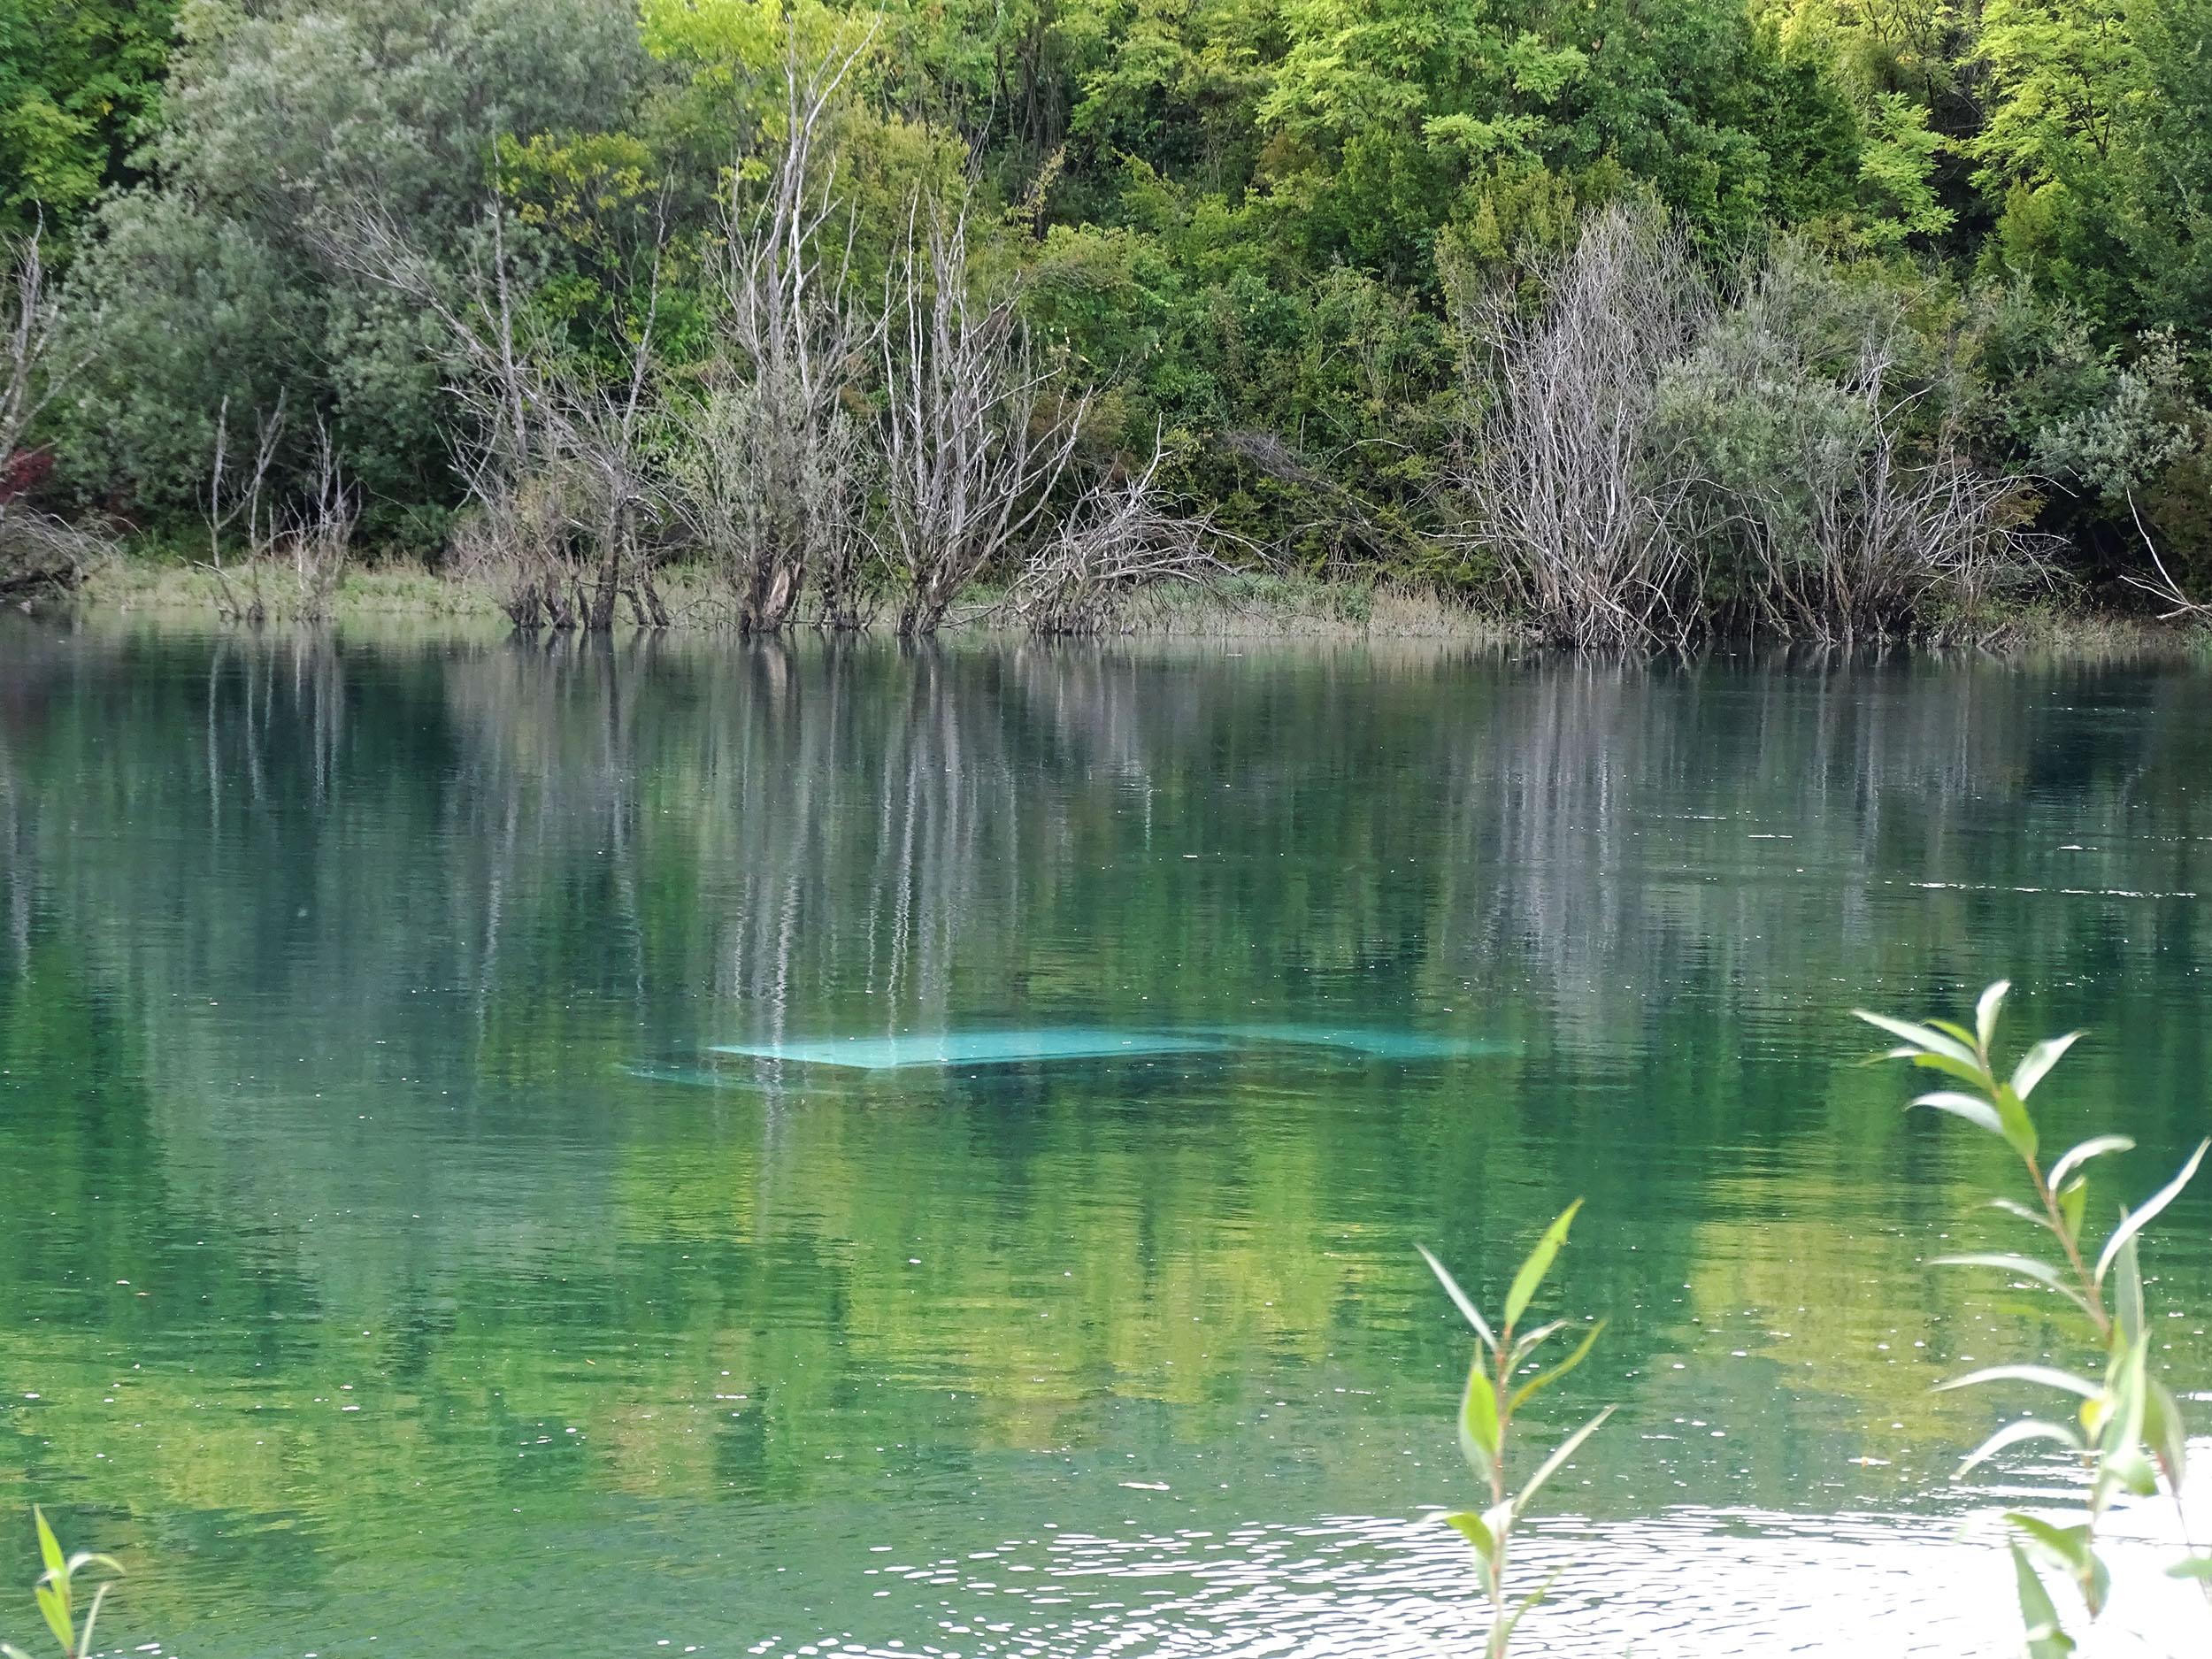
[35,1582,70,1654]
[2096,1139,2210,1285]
[1855,1010,1979,1067]
[2011,1544,2076,1659]
[1460,1357,1502,1479]
[1507,1318,1571,1369]
[2166,1555,2212,1580]
[1911,1049,1993,1087]
[1511,1319,1607,1412]
[1975,980,2010,1049]
[2146,1377,2189,1494]
[2047,1134,2131,1191]
[1956,1417,2083,1477]
[1992,1085,2039,1161]
[2007,1514,2107,1615]
[80,1579,115,1659]
[2056,1177,2087,1245]
[1934,1363,2101,1399]
[1514,1404,1614,1514]
[1503,1200,1583,1333]
[1420,1245,1499,1358]
[2012,1031,2085,1101]
[2113,1231,2146,1346]
[34,1509,64,1581]
[1494,1565,1568,1648]
[1442,1509,1495,1567]
[1929,1252,2080,1302]
[1985,1195,2052,1229]
[1909,1090,2003,1136]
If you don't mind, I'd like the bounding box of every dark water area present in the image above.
[2,620,2209,1656]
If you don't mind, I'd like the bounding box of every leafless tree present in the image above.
[200,393,288,623]
[326,191,672,632]
[281,419,360,619]
[1004,436,1227,634]
[1450,204,1712,651]
[1,226,104,599]
[197,403,359,623]
[665,28,880,632]
[880,197,1088,634]
[0,229,60,476]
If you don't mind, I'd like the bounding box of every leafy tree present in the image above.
[55,0,648,523]
[0,0,176,239]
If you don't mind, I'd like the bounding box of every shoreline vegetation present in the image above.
[40,552,2208,658]
[4,0,2210,649]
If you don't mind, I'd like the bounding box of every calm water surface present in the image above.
[3,621,2211,1657]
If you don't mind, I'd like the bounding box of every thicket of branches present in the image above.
[1450,208,2058,649]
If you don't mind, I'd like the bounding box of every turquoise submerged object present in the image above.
[703,1024,1507,1071]
[707,1028,1230,1071]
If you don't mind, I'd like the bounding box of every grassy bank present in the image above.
[69,551,1509,641]
[46,547,2208,657]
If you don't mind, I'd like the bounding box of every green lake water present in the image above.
[3,621,2210,1656]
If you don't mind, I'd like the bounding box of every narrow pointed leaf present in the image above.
[1494,1566,1567,1647]
[35,1583,70,1653]
[2096,1140,2209,1285]
[2010,1544,2075,1658]
[1511,1319,1607,1412]
[1911,1050,1993,1087]
[81,1578,113,1657]
[1976,981,2009,1050]
[1855,1010,1978,1067]
[2056,1177,2087,1244]
[2008,1514,2108,1617]
[2113,1231,2146,1346]
[1503,1200,1582,1333]
[2146,1377,2188,1494]
[1513,1403,1615,1515]
[1441,1509,1494,1568]
[1459,1357,1502,1479]
[2012,1032,2084,1101]
[2047,1135,2131,1192]
[1955,1417,2082,1477]
[1419,1245,1497,1357]
[2166,1555,2212,1580]
[1934,1364,2101,1399]
[1507,1319,1571,1369]
[1992,1085,2039,1160]
[1929,1251,2091,1317]
[1909,1091,2004,1136]
[1984,1196,2054,1230]
[2008,1513,2093,1573]
[34,1507,64,1579]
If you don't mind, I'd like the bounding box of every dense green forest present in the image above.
[1,0,2208,641]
